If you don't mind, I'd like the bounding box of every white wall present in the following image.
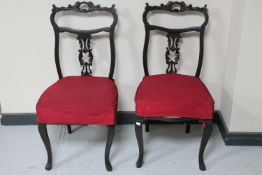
[225,0,262,132]
[220,0,246,129]
[0,0,232,113]
[1,0,261,132]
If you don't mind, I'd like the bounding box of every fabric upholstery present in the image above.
[135,74,214,119]
[36,76,118,125]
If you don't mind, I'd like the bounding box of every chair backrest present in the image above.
[50,1,118,79]
[142,1,208,77]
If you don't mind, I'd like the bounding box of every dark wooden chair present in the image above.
[36,1,118,171]
[134,1,214,171]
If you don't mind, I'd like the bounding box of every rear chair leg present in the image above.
[186,122,191,134]
[67,124,72,134]
[199,120,213,171]
[135,119,144,168]
[145,120,150,132]
[105,125,115,171]
[38,124,52,170]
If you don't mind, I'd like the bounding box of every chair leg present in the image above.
[67,124,72,134]
[38,124,52,170]
[186,122,191,134]
[135,119,144,168]
[199,120,213,171]
[105,125,115,172]
[145,120,150,132]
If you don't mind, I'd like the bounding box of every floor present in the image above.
[0,124,261,175]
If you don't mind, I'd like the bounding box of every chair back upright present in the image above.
[142,1,208,77]
[50,1,118,79]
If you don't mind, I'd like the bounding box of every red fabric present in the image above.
[36,76,118,125]
[135,74,214,119]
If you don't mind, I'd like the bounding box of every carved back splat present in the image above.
[77,34,93,76]
[50,1,118,79]
[142,1,208,77]
[165,33,181,73]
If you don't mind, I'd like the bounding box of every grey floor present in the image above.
[0,124,261,175]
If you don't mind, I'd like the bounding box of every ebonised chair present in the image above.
[134,1,214,171]
[36,1,118,171]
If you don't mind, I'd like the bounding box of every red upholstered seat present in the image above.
[37,76,118,125]
[135,74,214,119]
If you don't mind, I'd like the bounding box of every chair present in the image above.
[36,1,118,171]
[134,1,214,171]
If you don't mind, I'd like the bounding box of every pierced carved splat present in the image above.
[165,33,181,74]
[77,34,93,76]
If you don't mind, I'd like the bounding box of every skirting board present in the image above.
[214,111,262,146]
[0,112,136,126]
[1,111,262,146]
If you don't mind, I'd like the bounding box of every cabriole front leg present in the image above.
[198,120,213,171]
[38,124,52,170]
[105,125,115,171]
[135,118,144,168]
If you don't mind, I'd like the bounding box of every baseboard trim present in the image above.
[1,113,37,125]
[2,111,262,146]
[1,112,136,125]
[214,111,262,146]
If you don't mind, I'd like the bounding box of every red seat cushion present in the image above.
[135,74,214,119]
[36,76,118,125]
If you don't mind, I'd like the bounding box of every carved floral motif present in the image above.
[165,33,181,73]
[77,34,93,75]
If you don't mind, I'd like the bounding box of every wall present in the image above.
[220,0,246,129]
[0,0,232,113]
[225,0,262,132]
